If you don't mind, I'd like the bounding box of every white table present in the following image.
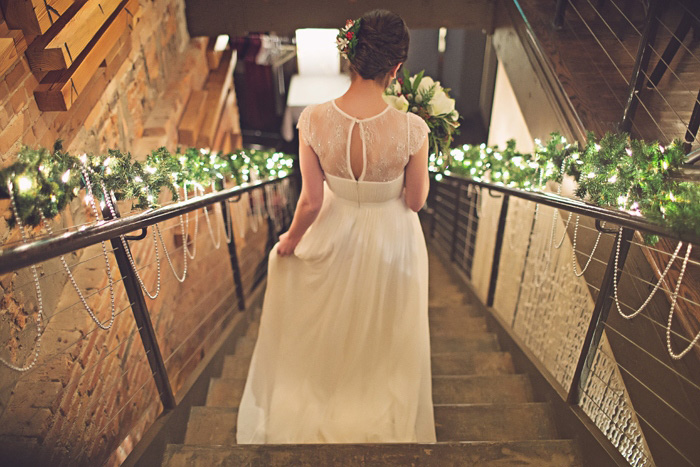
[281,74,352,141]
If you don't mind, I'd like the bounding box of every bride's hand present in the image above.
[277,231,300,257]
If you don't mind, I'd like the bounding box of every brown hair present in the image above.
[348,10,409,87]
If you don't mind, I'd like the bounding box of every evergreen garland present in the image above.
[433,132,699,242]
[0,143,294,228]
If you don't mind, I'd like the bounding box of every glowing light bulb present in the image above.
[608,175,617,183]
[62,170,71,183]
[103,157,112,167]
[659,145,665,154]
[79,154,88,164]
[18,177,32,191]
[145,165,157,174]
[594,144,601,152]
[625,148,632,157]
[134,176,143,183]
[587,172,595,179]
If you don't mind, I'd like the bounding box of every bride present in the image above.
[236,9,435,444]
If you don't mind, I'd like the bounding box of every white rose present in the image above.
[429,89,455,116]
[417,76,443,95]
[382,94,409,112]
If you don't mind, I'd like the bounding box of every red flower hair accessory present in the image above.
[337,18,361,60]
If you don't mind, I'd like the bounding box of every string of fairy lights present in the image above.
[429,131,698,360]
[0,142,294,228]
[1,129,698,367]
[431,131,698,243]
[0,142,294,371]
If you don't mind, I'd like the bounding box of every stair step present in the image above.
[431,334,500,353]
[429,294,472,306]
[221,354,252,379]
[205,377,246,408]
[434,403,558,441]
[163,440,582,466]
[430,316,487,336]
[431,352,515,375]
[235,336,256,358]
[433,375,533,404]
[184,407,238,445]
[429,305,483,319]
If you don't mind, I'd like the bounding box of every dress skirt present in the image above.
[236,175,436,444]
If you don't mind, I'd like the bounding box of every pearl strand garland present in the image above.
[571,215,605,277]
[613,227,683,319]
[77,166,116,329]
[531,156,570,287]
[182,184,199,260]
[101,186,161,300]
[609,226,698,360]
[2,180,43,371]
[665,244,697,359]
[197,185,222,250]
[156,183,189,283]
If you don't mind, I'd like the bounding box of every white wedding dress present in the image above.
[236,99,436,444]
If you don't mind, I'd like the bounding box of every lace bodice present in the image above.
[296,100,430,182]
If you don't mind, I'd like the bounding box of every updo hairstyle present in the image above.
[349,10,409,87]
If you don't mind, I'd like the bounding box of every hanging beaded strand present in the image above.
[2,180,44,371]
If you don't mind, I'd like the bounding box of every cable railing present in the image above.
[532,0,700,152]
[0,172,298,466]
[427,170,700,466]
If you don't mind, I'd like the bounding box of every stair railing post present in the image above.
[218,181,246,312]
[553,0,568,29]
[102,194,176,410]
[567,226,634,404]
[487,194,510,307]
[619,0,661,133]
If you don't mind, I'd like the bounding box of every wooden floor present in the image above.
[517,0,700,146]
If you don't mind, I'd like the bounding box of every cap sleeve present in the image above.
[408,112,430,156]
[296,105,315,148]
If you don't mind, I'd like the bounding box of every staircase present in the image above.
[162,252,582,465]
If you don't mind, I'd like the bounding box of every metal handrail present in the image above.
[0,175,290,275]
[437,172,700,245]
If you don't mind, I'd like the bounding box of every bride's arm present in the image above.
[404,136,430,212]
[277,132,324,256]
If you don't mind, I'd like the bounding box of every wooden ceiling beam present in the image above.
[185,0,495,37]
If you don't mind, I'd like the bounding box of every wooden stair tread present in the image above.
[164,440,582,466]
[431,334,500,353]
[434,403,558,441]
[221,354,252,379]
[431,352,516,375]
[432,374,533,404]
[184,407,239,445]
[205,377,246,407]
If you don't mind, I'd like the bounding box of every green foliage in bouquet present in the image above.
[431,132,700,241]
[0,144,295,228]
[383,68,461,158]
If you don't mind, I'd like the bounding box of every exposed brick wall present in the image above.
[0,1,261,465]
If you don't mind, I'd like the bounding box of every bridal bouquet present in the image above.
[383,69,460,159]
